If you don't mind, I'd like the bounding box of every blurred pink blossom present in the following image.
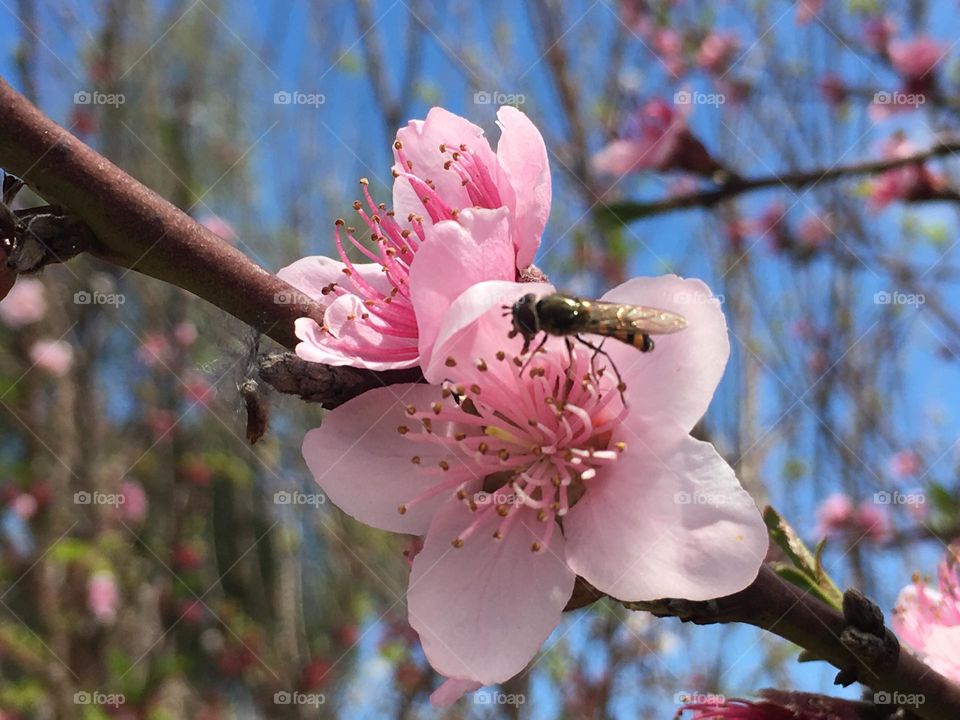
[868,135,944,210]
[653,28,685,77]
[0,278,46,328]
[174,321,198,347]
[137,332,173,367]
[28,340,74,377]
[148,409,176,440]
[184,373,216,406]
[11,493,37,520]
[697,32,739,75]
[889,449,922,479]
[816,493,891,543]
[87,571,119,624]
[889,36,944,82]
[893,545,960,684]
[863,15,895,53]
[795,213,832,251]
[819,73,847,108]
[118,480,148,524]
[592,98,721,178]
[795,0,823,25]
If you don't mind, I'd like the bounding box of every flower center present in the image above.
[318,180,424,341]
[396,344,629,552]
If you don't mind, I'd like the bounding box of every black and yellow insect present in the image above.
[507,292,688,355]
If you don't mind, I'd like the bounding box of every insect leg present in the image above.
[518,333,549,378]
[575,335,627,401]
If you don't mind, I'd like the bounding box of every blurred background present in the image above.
[1,0,960,717]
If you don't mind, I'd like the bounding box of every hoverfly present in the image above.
[505,293,688,390]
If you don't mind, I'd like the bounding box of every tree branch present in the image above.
[0,76,322,349]
[568,565,960,720]
[601,138,960,223]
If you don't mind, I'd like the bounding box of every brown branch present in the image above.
[0,77,322,349]
[569,565,960,720]
[258,352,422,409]
[601,138,960,223]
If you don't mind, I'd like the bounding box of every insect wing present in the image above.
[585,301,687,336]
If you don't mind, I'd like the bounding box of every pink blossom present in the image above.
[174,321,198,347]
[147,409,176,440]
[11,493,37,520]
[854,503,891,543]
[592,98,720,178]
[697,32,739,75]
[279,107,550,371]
[893,545,960,684]
[618,0,652,34]
[137,332,173,367]
[795,213,832,251]
[863,15,895,54]
[28,340,74,377]
[301,276,767,701]
[868,135,944,210]
[87,570,119,624]
[794,0,823,25]
[888,36,944,82]
[819,74,847,108]
[679,690,868,719]
[184,373,215,406]
[816,493,855,536]
[197,213,238,244]
[889,449,922,479]
[0,277,46,328]
[751,200,790,252]
[815,493,890,543]
[653,28,685,77]
[118,480,148,524]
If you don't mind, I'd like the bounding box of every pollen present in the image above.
[405,405,416,415]
[470,384,481,395]
[397,425,409,434]
[431,402,442,415]
[451,538,464,548]
[397,504,407,514]
[444,356,458,368]
[496,351,506,361]
[530,541,542,552]
[410,456,421,464]
[438,460,450,471]
[476,358,488,371]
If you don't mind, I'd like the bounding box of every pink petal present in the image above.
[422,280,555,384]
[293,296,419,371]
[592,139,647,176]
[277,256,390,303]
[409,208,515,369]
[563,436,767,601]
[430,677,483,708]
[495,106,551,268]
[408,501,575,684]
[301,384,473,534]
[600,276,729,434]
[393,108,496,220]
[893,584,938,652]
